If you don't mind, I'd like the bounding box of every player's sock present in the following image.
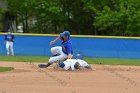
[58,62,65,68]
[46,63,52,67]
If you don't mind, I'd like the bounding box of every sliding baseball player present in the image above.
[54,54,93,71]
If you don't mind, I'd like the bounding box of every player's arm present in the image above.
[68,54,73,59]
[50,36,61,45]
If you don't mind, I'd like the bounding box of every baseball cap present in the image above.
[60,31,70,38]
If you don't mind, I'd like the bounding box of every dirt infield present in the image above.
[0,62,140,93]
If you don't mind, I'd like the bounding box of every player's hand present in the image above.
[68,54,73,59]
[50,36,61,45]
[50,41,55,45]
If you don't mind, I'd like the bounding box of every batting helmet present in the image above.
[74,54,84,60]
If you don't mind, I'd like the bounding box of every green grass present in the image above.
[0,67,14,72]
[85,58,140,66]
[0,56,140,66]
[0,56,49,62]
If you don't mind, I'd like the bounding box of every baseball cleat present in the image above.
[85,65,93,70]
[38,64,50,68]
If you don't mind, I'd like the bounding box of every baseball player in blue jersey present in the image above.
[4,31,15,56]
[38,31,73,68]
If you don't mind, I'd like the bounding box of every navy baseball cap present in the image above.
[60,31,70,38]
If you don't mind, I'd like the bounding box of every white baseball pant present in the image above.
[49,46,68,63]
[62,59,90,70]
[6,41,14,56]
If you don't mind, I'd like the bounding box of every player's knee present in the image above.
[48,58,54,63]
[51,47,56,54]
[48,57,58,63]
[6,48,9,51]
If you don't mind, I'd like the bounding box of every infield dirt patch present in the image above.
[0,62,140,93]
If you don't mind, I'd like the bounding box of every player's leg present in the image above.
[69,60,81,70]
[6,41,10,56]
[48,46,68,64]
[9,42,14,56]
[54,61,71,70]
[40,53,67,68]
[49,53,67,63]
[44,46,64,67]
[38,50,67,68]
[51,46,62,56]
[54,62,65,69]
[78,59,94,70]
[84,65,93,70]
[39,54,67,68]
[74,62,84,70]
[62,60,71,70]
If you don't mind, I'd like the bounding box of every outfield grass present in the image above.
[0,67,14,72]
[85,58,140,66]
[0,56,140,66]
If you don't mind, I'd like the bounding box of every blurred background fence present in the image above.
[0,33,140,59]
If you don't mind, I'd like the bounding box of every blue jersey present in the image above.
[5,34,14,42]
[62,39,73,55]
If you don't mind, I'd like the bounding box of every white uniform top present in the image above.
[63,59,89,70]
